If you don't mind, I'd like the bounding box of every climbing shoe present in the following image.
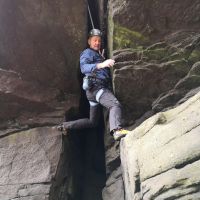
[57,124,68,136]
[113,129,130,141]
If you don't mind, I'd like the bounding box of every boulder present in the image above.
[121,91,200,199]
[0,127,61,200]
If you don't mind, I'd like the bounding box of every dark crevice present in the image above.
[163,123,200,146]
[135,178,141,193]
[50,1,108,199]
[78,6,108,200]
[150,184,200,200]
[175,156,200,169]
[142,156,200,186]
[0,123,58,139]
[77,1,107,199]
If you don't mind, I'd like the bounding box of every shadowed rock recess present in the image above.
[1,0,200,200]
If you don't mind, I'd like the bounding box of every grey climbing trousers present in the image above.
[63,88,122,133]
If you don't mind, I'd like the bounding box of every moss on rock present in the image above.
[142,48,169,61]
[188,50,200,64]
[113,24,148,50]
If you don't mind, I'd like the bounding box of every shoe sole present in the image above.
[114,134,126,141]
[62,130,68,136]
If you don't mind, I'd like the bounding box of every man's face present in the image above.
[88,36,101,51]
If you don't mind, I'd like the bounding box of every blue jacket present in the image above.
[80,48,111,80]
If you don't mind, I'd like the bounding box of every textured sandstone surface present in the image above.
[121,91,200,199]
[0,127,62,200]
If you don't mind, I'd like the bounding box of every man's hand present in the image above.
[97,59,115,69]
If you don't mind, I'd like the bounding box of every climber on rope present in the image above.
[57,28,130,141]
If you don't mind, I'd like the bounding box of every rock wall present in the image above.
[0,0,86,130]
[0,127,61,200]
[1,0,200,199]
[121,91,200,199]
[108,0,200,51]
[0,0,88,199]
[108,0,200,123]
[103,0,200,200]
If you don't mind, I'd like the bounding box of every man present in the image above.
[57,29,129,141]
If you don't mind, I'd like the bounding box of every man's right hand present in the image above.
[97,59,115,69]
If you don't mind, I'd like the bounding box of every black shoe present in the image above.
[57,124,68,135]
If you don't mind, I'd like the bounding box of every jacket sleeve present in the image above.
[80,50,97,74]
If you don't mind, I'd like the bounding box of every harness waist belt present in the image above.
[88,76,110,84]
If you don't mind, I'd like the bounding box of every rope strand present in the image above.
[87,4,95,29]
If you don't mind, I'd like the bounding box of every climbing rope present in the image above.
[87,3,95,29]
